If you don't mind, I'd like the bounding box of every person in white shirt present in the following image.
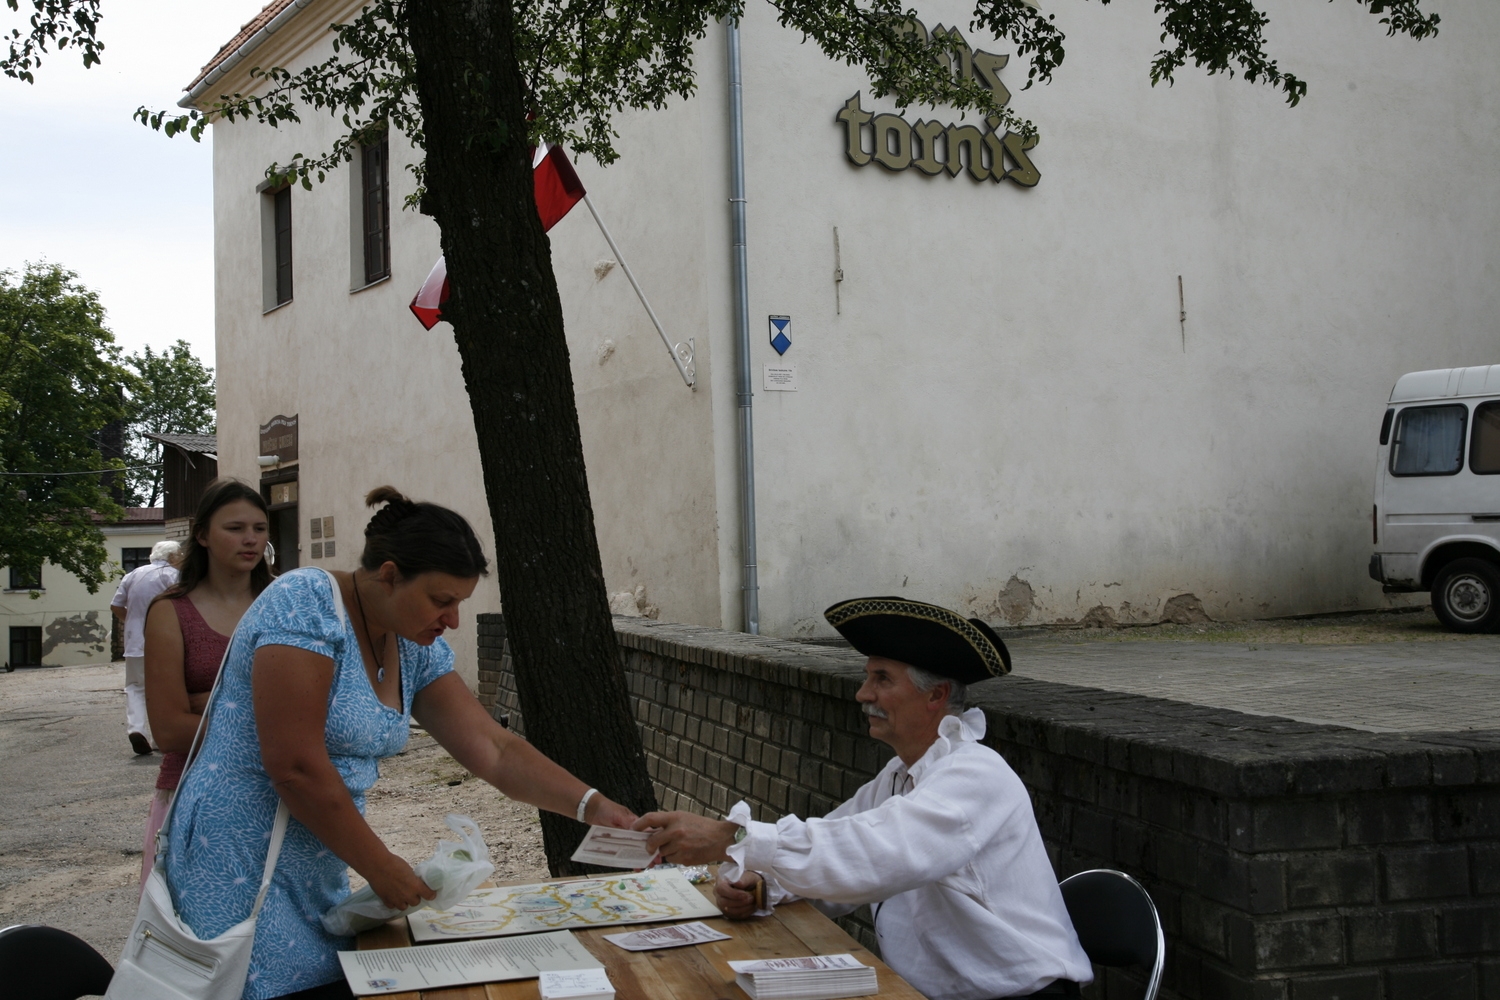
[635,597,1094,1000]
[110,540,181,754]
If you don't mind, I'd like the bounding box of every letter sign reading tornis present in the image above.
[835,20,1039,187]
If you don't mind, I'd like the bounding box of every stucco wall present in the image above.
[1,524,165,667]
[722,0,1500,633]
[205,0,1500,643]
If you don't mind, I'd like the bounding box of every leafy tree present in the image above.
[123,340,216,508]
[0,263,130,593]
[4,0,1440,871]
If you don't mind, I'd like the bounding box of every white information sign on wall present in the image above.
[764,365,798,391]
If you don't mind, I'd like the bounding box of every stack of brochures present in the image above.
[728,953,878,1000]
[539,969,615,1000]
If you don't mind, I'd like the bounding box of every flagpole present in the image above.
[582,194,695,389]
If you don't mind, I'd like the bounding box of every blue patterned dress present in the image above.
[164,568,455,998]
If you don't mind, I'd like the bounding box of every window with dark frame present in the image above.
[121,547,153,573]
[1471,401,1500,475]
[274,185,293,305]
[9,626,41,667]
[362,136,391,285]
[1389,404,1468,477]
[8,564,41,590]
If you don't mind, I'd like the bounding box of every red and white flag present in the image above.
[409,142,588,330]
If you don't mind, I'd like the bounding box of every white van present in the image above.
[1369,365,1500,632]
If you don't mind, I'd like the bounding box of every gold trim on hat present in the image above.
[825,597,1005,677]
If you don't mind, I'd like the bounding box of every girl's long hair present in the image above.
[158,479,274,601]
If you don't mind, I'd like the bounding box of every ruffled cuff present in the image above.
[721,800,779,916]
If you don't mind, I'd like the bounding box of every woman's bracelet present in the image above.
[576,788,599,823]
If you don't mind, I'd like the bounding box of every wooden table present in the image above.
[357,873,926,1000]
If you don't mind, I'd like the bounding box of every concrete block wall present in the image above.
[477,614,1500,1000]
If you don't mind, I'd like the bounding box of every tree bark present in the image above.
[405,0,658,876]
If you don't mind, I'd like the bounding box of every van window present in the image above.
[1471,401,1500,475]
[1390,404,1467,476]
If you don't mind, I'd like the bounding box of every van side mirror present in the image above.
[1380,408,1395,446]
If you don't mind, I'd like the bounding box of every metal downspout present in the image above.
[727,18,759,634]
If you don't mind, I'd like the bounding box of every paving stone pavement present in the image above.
[1006,611,1500,732]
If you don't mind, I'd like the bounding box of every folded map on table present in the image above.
[408,868,722,942]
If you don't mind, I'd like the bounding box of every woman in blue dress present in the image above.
[164,487,637,1000]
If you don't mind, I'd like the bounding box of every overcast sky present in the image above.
[0,1,270,370]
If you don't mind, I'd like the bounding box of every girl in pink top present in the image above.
[139,480,272,888]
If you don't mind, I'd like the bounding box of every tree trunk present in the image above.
[404,0,659,875]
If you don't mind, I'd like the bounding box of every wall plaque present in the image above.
[259,414,299,462]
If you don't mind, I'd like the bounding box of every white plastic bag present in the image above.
[322,813,494,937]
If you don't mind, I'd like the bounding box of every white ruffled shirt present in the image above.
[724,708,1093,1000]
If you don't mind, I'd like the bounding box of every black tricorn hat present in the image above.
[823,596,1011,684]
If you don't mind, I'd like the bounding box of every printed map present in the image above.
[408,868,722,942]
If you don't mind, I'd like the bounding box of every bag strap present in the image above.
[152,617,239,868]
[318,567,350,629]
[238,572,350,919]
[155,570,350,906]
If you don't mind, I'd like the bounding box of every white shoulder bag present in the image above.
[106,570,350,999]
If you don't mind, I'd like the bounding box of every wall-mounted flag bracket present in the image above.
[584,195,695,389]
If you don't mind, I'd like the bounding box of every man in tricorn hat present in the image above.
[634,597,1092,1000]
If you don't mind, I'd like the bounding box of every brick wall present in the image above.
[477,614,1500,1000]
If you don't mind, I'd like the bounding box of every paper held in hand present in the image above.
[728,953,880,1000]
[337,930,598,995]
[570,826,659,868]
[603,920,732,951]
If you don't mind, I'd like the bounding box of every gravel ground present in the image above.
[0,661,548,973]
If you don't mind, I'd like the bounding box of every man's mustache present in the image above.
[862,704,888,720]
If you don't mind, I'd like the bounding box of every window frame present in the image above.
[274,185,293,306]
[120,547,153,573]
[1388,403,1470,478]
[362,136,391,286]
[1469,400,1500,476]
[9,625,42,667]
[8,564,42,590]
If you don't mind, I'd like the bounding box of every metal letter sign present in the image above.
[769,315,791,356]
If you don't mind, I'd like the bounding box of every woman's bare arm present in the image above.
[412,673,637,828]
[253,644,434,910]
[144,600,203,753]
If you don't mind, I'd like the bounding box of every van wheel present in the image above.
[1431,558,1500,633]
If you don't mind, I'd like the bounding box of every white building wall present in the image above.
[1,523,166,667]
[723,0,1500,631]
[204,0,1500,643]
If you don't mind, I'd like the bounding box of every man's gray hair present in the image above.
[907,666,967,715]
[151,540,182,563]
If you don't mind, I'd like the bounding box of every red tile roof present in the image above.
[185,0,297,93]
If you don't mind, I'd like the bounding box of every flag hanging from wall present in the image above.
[409,142,587,330]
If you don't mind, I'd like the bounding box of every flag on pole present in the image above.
[409,142,588,330]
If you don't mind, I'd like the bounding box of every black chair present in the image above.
[0,924,114,1000]
[1059,869,1165,1000]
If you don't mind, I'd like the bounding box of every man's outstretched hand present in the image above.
[632,811,739,865]
[715,871,764,919]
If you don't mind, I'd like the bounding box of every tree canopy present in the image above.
[0,263,130,593]
[123,0,1440,192]
[123,340,216,509]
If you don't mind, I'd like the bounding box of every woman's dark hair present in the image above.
[159,479,274,600]
[362,486,489,579]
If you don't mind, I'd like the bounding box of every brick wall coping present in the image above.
[609,617,1500,800]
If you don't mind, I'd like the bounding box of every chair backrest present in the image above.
[1059,869,1165,1000]
[0,924,114,1000]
